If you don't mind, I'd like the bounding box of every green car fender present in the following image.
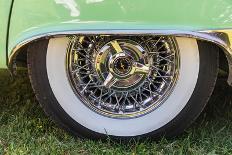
[0,0,13,68]
[7,0,232,50]
[4,0,232,78]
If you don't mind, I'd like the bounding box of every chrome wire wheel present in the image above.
[30,36,219,138]
[67,35,180,119]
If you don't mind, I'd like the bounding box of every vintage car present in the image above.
[1,0,232,140]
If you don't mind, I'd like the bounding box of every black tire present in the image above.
[27,37,218,140]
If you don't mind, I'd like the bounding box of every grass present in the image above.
[0,69,231,155]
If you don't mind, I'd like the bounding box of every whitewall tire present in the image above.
[28,36,218,139]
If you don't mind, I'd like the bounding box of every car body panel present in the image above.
[8,0,232,55]
[0,0,13,68]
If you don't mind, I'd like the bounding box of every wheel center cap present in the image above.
[95,39,149,90]
[113,56,132,76]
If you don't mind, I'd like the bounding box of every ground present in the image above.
[0,69,231,155]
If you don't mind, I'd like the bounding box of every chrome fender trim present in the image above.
[8,29,232,85]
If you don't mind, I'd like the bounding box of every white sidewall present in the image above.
[46,37,199,136]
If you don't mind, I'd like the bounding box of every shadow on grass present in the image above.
[0,69,231,154]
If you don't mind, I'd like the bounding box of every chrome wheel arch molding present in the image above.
[8,29,232,85]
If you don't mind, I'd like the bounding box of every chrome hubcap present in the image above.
[111,54,133,76]
[96,39,149,90]
[67,35,180,119]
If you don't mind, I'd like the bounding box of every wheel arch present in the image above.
[8,31,232,85]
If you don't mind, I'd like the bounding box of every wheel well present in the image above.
[14,44,28,68]
[218,46,229,78]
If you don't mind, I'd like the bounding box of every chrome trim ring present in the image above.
[67,35,180,119]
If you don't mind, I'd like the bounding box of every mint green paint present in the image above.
[0,0,12,68]
[8,0,232,60]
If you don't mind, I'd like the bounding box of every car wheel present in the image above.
[28,36,218,139]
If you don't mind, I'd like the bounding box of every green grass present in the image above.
[0,69,231,155]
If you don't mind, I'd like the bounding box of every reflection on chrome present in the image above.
[55,0,80,17]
